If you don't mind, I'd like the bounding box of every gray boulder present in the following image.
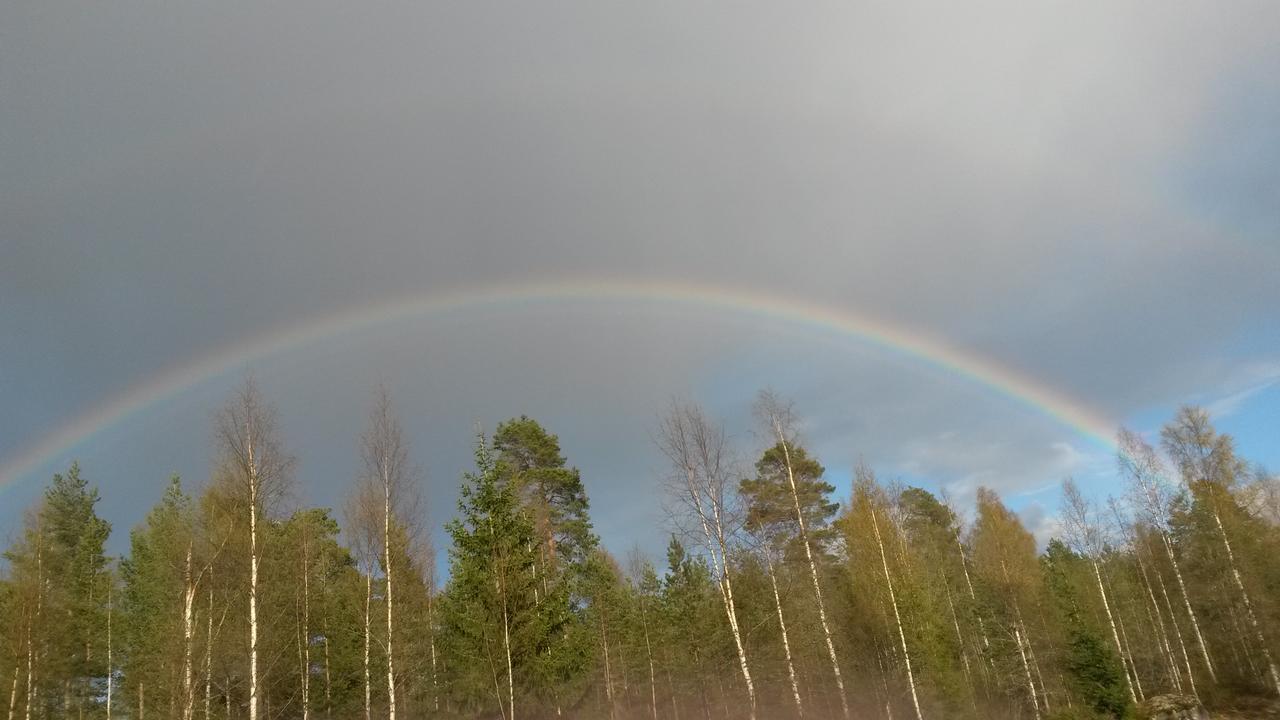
[1139,694,1207,720]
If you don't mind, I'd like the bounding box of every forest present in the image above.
[2,382,1278,720]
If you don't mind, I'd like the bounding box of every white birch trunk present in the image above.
[247,423,260,720]
[363,574,371,720]
[943,575,979,710]
[1025,617,1051,715]
[955,533,991,652]
[205,584,213,720]
[1160,531,1216,683]
[767,560,804,718]
[639,593,658,720]
[26,543,40,720]
[324,634,332,718]
[871,506,923,720]
[1136,548,1182,693]
[1015,625,1041,720]
[1093,560,1137,704]
[106,581,113,720]
[301,531,311,720]
[1117,607,1144,700]
[6,665,16,720]
[687,470,756,720]
[1210,506,1280,695]
[383,482,396,720]
[427,590,438,713]
[601,618,617,720]
[1155,558,1198,698]
[775,434,848,719]
[182,544,197,720]
[503,584,515,720]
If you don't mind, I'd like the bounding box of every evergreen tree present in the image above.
[1043,540,1132,718]
[439,432,570,719]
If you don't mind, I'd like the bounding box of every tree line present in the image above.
[1,381,1278,719]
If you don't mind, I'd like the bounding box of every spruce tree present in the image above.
[1044,540,1132,718]
[439,432,570,719]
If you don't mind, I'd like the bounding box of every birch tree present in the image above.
[657,400,757,720]
[1162,407,1280,696]
[970,488,1047,719]
[1118,427,1217,690]
[215,378,294,720]
[1060,478,1137,706]
[753,391,849,719]
[855,474,924,720]
[356,386,424,720]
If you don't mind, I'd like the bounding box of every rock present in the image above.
[1139,694,1208,720]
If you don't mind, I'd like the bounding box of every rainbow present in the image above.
[0,279,1119,489]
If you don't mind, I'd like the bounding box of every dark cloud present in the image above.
[3,1,1278,555]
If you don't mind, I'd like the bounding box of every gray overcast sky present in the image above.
[3,1,1279,558]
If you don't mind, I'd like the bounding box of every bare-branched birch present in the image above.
[1108,498,1187,695]
[1119,428,1216,684]
[657,400,756,720]
[1061,479,1137,705]
[1162,409,1280,696]
[627,550,660,720]
[215,378,294,720]
[866,486,924,720]
[755,391,848,719]
[353,386,425,720]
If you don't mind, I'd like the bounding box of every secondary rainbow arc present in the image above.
[0,279,1119,489]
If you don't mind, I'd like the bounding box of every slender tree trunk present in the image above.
[943,576,979,711]
[106,582,113,720]
[301,531,311,720]
[382,483,397,720]
[5,665,15,720]
[1136,547,1182,693]
[182,544,197,720]
[247,425,261,720]
[1155,557,1198,698]
[688,480,755,720]
[502,578,515,720]
[767,559,804,718]
[1162,531,1216,682]
[688,483,755,718]
[205,583,213,720]
[25,544,40,720]
[363,575,371,720]
[601,616,617,720]
[670,671,683,720]
[138,681,143,720]
[638,592,658,720]
[1209,505,1280,695]
[1116,608,1144,700]
[1014,626,1041,720]
[871,506,923,720]
[1092,560,1137,705]
[323,629,332,719]
[1230,604,1260,679]
[955,532,991,653]
[426,588,438,713]
[1024,617,1051,715]
[875,649,895,720]
[774,434,848,719]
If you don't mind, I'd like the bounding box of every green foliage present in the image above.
[3,398,1279,719]
[438,432,574,716]
[1044,540,1133,719]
